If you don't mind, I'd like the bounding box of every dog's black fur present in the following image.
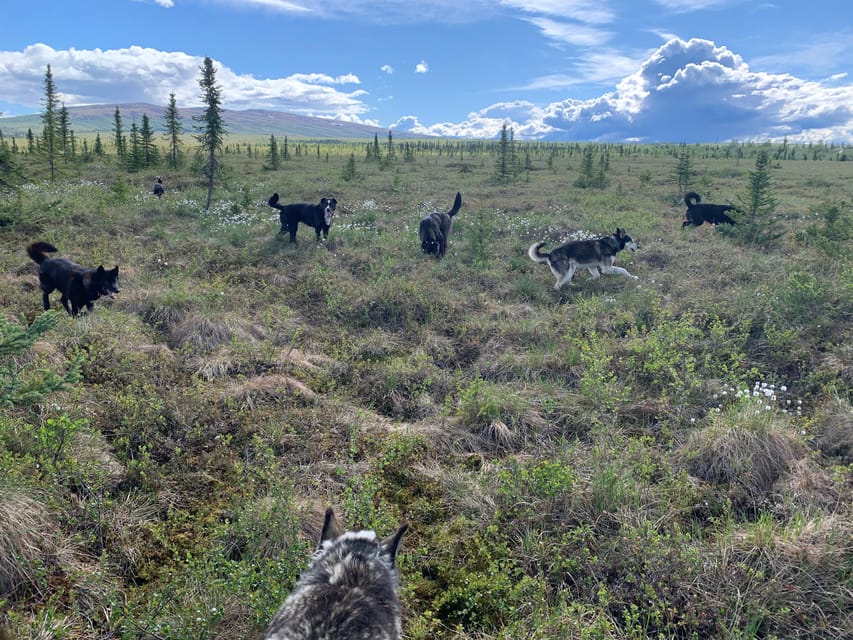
[419,191,462,258]
[268,193,337,243]
[27,241,120,316]
[152,177,164,198]
[682,191,737,227]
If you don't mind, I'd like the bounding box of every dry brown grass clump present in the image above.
[682,418,806,511]
[223,374,317,410]
[69,430,126,489]
[167,312,267,353]
[776,458,840,511]
[813,396,853,463]
[0,487,62,597]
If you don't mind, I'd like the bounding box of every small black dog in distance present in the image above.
[268,193,337,243]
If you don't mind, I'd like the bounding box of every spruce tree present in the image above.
[341,153,358,181]
[126,121,141,172]
[732,149,782,246]
[193,56,227,210]
[1,312,81,407]
[386,130,395,159]
[674,143,693,195]
[0,133,24,189]
[40,65,60,179]
[113,106,126,160]
[58,103,71,165]
[163,92,183,168]
[140,114,157,167]
[574,145,595,188]
[267,134,280,170]
[370,133,381,161]
[494,123,512,183]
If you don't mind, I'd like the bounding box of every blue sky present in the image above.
[1,0,851,142]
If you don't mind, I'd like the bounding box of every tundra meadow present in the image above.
[1,132,852,639]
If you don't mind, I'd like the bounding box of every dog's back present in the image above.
[266,509,408,640]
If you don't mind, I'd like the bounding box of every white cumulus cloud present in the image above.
[393,38,853,142]
[0,43,370,120]
[415,60,429,74]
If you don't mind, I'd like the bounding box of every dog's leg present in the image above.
[587,267,601,279]
[601,265,638,280]
[60,294,73,316]
[41,291,51,310]
[554,264,576,289]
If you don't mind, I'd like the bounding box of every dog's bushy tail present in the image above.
[684,192,702,206]
[527,241,550,264]
[27,241,59,264]
[268,193,283,211]
[448,192,462,217]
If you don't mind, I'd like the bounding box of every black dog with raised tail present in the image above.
[682,191,738,227]
[27,241,120,316]
[268,193,337,243]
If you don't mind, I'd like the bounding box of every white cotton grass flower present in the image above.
[711,377,805,423]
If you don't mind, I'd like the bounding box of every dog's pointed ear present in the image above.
[96,265,105,274]
[320,508,346,544]
[381,523,408,568]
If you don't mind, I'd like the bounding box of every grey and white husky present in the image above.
[265,508,408,640]
[528,227,638,289]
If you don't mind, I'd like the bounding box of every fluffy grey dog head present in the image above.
[265,508,408,640]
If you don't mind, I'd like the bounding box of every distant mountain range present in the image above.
[0,103,427,140]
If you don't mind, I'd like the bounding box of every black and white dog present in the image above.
[265,508,408,640]
[528,228,639,289]
[419,191,462,258]
[682,191,737,227]
[268,193,337,243]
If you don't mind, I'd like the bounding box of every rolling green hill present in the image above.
[0,102,422,140]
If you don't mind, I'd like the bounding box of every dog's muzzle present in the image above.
[323,206,335,226]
